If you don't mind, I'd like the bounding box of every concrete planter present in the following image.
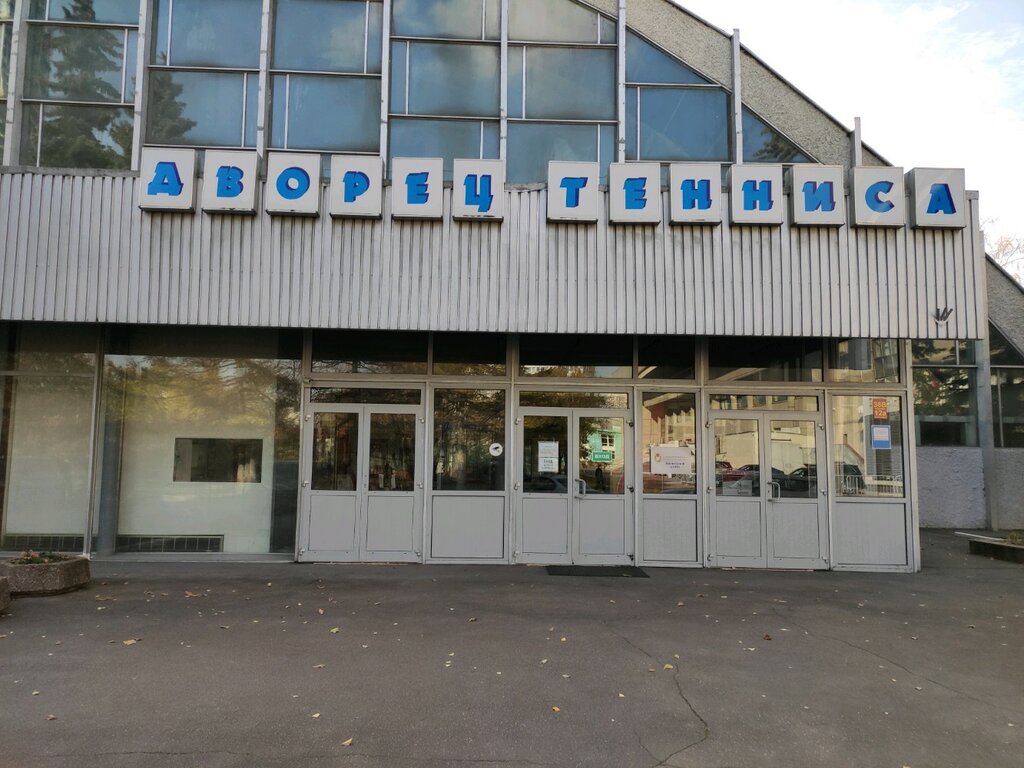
[0,577,10,612]
[0,557,91,596]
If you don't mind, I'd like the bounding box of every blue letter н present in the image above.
[560,177,588,208]
[801,181,835,213]
[406,172,430,205]
[866,181,895,213]
[741,179,773,211]
[624,178,647,210]
[148,161,184,197]
[342,171,370,203]
[681,179,712,210]
[927,183,956,215]
[464,174,494,213]
[276,167,310,201]
[216,166,245,198]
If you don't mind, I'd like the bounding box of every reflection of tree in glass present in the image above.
[145,70,197,145]
[433,390,504,491]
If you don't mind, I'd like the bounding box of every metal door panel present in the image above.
[520,498,570,558]
[576,498,627,558]
[768,503,821,560]
[641,498,699,563]
[307,494,358,555]
[766,417,827,568]
[364,495,416,555]
[714,500,764,559]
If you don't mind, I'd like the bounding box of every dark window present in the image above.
[638,336,695,380]
[311,330,429,375]
[989,324,1024,366]
[709,337,823,382]
[433,333,507,376]
[519,334,632,378]
[174,438,263,483]
[742,109,812,163]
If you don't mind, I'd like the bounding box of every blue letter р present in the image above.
[343,171,370,203]
[148,161,184,197]
[866,180,895,213]
[801,181,835,213]
[406,172,430,205]
[927,183,956,215]
[216,166,245,198]
[560,177,588,208]
[276,167,310,201]
[624,178,647,210]
[464,174,494,213]
[741,179,773,211]
[681,179,712,210]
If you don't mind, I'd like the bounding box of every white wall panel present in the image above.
[0,171,985,338]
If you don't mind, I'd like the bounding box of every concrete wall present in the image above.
[917,447,986,528]
[987,261,1024,345]
[991,451,1024,530]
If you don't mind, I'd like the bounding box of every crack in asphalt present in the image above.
[17,752,559,767]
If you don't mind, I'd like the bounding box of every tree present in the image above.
[986,231,1024,286]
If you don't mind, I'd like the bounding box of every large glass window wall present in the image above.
[989,323,1024,448]
[831,395,905,497]
[911,339,978,447]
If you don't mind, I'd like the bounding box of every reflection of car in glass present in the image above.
[523,474,569,493]
[783,465,817,494]
[835,463,866,494]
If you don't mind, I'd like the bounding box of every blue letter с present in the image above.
[866,181,895,213]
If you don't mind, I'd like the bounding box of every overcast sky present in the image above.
[676,0,1024,250]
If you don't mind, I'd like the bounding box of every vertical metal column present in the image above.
[499,0,507,160]
[130,0,151,170]
[379,0,392,166]
[731,28,742,165]
[2,0,27,165]
[851,116,863,168]
[616,0,626,163]
[256,0,272,160]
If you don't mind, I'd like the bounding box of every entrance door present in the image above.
[516,409,632,564]
[709,413,827,569]
[300,404,423,562]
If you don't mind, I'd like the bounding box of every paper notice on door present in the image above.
[650,445,692,475]
[538,441,559,472]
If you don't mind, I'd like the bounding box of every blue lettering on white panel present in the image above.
[276,167,311,201]
[464,174,494,213]
[342,171,370,203]
[866,180,895,213]
[623,178,647,210]
[681,179,712,210]
[560,177,588,208]
[406,172,430,205]
[801,180,836,213]
[216,166,245,198]
[741,179,773,211]
[148,161,185,197]
[927,183,956,215]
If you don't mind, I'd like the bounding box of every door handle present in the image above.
[576,478,587,497]
[768,481,781,501]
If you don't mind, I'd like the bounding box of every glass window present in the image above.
[24,25,131,102]
[1,21,10,98]
[153,0,261,68]
[913,367,977,446]
[368,413,416,492]
[829,339,901,383]
[771,420,818,499]
[714,418,759,497]
[274,0,378,73]
[393,0,498,40]
[146,70,256,147]
[523,47,615,120]
[709,338,823,382]
[432,332,507,376]
[637,87,730,161]
[311,330,429,375]
[402,42,499,117]
[433,389,505,491]
[709,394,818,412]
[271,75,380,151]
[993,370,1024,448]
[390,118,497,180]
[21,103,133,168]
[641,392,696,494]
[519,391,628,409]
[742,108,812,164]
[0,322,98,374]
[638,336,695,379]
[989,324,1024,366]
[520,334,632,379]
[579,416,625,494]
[310,388,421,405]
[507,122,606,184]
[312,412,359,490]
[626,31,708,85]
[911,339,975,366]
[522,415,568,492]
[509,0,601,43]
[30,0,138,23]
[831,395,904,497]
[173,438,264,483]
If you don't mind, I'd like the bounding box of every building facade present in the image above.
[0,0,1006,572]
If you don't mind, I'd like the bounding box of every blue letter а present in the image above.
[406,172,429,205]
[560,177,588,208]
[681,179,712,210]
[216,166,244,198]
[343,171,370,203]
[148,162,184,197]
[927,183,956,215]
[464,174,494,213]
[624,178,647,210]
[741,179,773,211]
[802,181,835,213]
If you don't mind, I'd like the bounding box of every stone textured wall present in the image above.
[917,447,986,528]
[991,451,1024,530]
[987,261,1024,346]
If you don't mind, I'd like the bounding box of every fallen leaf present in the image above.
[32,691,40,696]
[317,608,325,615]
[676,602,685,607]
[94,595,115,602]
[311,712,320,719]
[561,674,571,679]
[617,693,625,698]
[266,582,272,587]
[468,617,477,623]
[219,626,230,630]
[540,659,548,664]
[46,714,57,721]
[122,639,138,646]
[342,738,353,747]
[184,591,204,599]
[313,664,325,669]
[763,634,773,641]
[329,627,340,634]
[663,664,674,670]
[551,706,560,713]
[560,637,567,642]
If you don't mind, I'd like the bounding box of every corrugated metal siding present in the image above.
[0,171,985,338]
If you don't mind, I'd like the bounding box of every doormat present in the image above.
[546,565,649,578]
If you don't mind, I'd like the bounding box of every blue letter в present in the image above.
[276,167,310,201]
[624,178,647,210]
[216,165,245,198]
[464,174,494,213]
[148,161,184,197]
[801,181,836,213]
[560,177,587,208]
[866,180,895,213]
[741,179,773,211]
[406,172,429,205]
[681,179,712,210]
[343,171,370,203]
[927,183,956,215]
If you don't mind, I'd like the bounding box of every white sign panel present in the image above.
[547,161,599,222]
[650,445,692,476]
[201,150,259,214]
[850,167,906,228]
[453,159,505,220]
[138,148,197,211]
[392,157,444,219]
[729,165,784,225]
[669,163,722,225]
[609,163,662,224]
[907,168,966,229]
[265,152,321,216]
[538,441,560,473]
[329,155,383,218]
[789,165,846,227]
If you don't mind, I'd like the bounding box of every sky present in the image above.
[676,0,1024,266]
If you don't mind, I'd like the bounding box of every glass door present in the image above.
[574,413,631,564]
[303,407,362,560]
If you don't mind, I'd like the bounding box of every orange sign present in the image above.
[872,399,889,420]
